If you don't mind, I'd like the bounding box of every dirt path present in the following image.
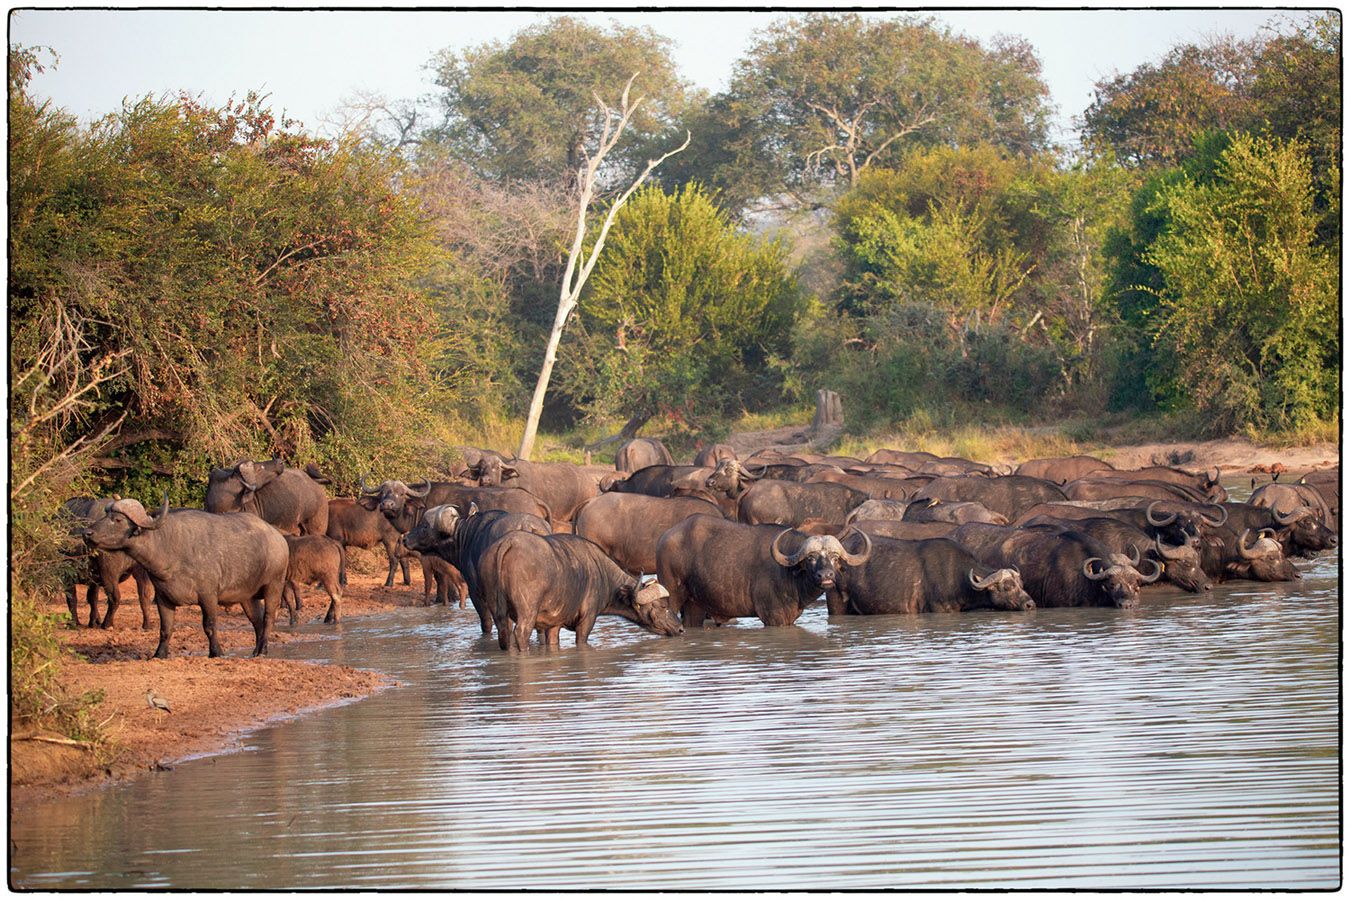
[12,549,440,805]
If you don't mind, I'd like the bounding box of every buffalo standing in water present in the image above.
[462,451,597,524]
[827,537,1034,615]
[480,532,683,651]
[656,516,872,627]
[206,458,330,535]
[574,493,724,577]
[82,497,288,658]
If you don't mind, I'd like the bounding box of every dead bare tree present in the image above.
[517,73,690,460]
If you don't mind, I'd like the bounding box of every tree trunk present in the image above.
[518,298,576,461]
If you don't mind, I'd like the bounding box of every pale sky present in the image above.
[9,7,1327,147]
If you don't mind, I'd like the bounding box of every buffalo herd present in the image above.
[63,439,1339,659]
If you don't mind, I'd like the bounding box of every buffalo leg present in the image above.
[99,573,121,629]
[133,568,155,630]
[400,553,412,587]
[200,597,223,658]
[85,582,101,628]
[384,543,398,588]
[282,581,300,627]
[322,578,341,625]
[64,583,80,627]
[153,602,175,660]
[497,614,513,651]
[574,616,595,647]
[681,601,707,629]
[511,614,535,652]
[337,544,349,587]
[420,557,434,605]
[257,581,282,656]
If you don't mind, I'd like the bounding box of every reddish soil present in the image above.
[12,548,438,805]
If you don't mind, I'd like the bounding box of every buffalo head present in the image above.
[705,459,764,497]
[614,579,683,636]
[968,567,1035,610]
[770,527,872,590]
[206,457,285,514]
[83,495,170,550]
[1234,528,1300,581]
[1081,552,1159,608]
[1152,535,1211,592]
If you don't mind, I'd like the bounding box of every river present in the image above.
[9,500,1340,889]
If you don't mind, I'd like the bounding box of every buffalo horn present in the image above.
[1153,535,1188,560]
[406,478,432,499]
[1273,505,1308,525]
[1082,557,1108,581]
[969,568,993,590]
[1138,559,1163,583]
[1210,466,1221,484]
[1126,543,1141,566]
[1201,504,1228,527]
[1145,501,1177,526]
[838,527,872,566]
[1237,529,1260,559]
[139,494,170,531]
[743,462,768,479]
[359,477,380,497]
[770,529,805,567]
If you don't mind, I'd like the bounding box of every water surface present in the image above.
[10,507,1339,889]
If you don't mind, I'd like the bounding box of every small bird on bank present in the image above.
[145,689,171,713]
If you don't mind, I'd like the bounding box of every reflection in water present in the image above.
[11,546,1339,889]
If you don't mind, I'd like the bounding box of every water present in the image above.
[10,493,1340,889]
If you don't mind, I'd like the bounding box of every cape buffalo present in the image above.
[806,469,915,499]
[574,493,723,576]
[282,534,343,625]
[205,457,329,535]
[1063,478,1209,505]
[403,506,553,635]
[656,516,872,627]
[865,449,939,467]
[952,524,1156,608]
[1090,465,1226,502]
[853,520,960,540]
[1015,455,1114,482]
[605,465,714,498]
[827,537,1033,615]
[692,443,736,467]
[913,475,1067,520]
[737,480,868,527]
[1198,524,1300,582]
[462,451,597,523]
[326,498,414,588]
[1020,515,1202,592]
[82,498,288,658]
[60,497,155,629]
[1217,500,1335,561]
[902,498,1007,525]
[481,532,683,650]
[361,479,552,529]
[1249,484,1338,553]
[1013,500,1222,549]
[616,438,674,473]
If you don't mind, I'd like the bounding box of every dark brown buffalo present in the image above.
[865,449,939,467]
[574,493,723,576]
[853,520,959,540]
[1249,483,1338,552]
[326,498,414,588]
[916,457,1000,477]
[1197,522,1300,582]
[1019,515,1202,592]
[606,465,715,498]
[846,498,911,522]
[692,443,737,467]
[737,480,868,527]
[205,458,329,535]
[82,498,288,658]
[806,469,914,499]
[481,532,683,650]
[1013,500,1222,549]
[1015,455,1114,482]
[952,523,1155,608]
[1063,478,1209,505]
[361,479,553,529]
[60,497,155,629]
[913,475,1067,521]
[616,438,674,473]
[462,451,597,523]
[827,537,1033,615]
[656,516,872,627]
[1295,469,1339,526]
[282,534,343,626]
[403,506,553,635]
[902,498,1007,525]
[1090,465,1227,502]
[1218,500,1335,561]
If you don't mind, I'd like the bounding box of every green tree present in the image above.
[1145,134,1338,433]
[560,185,803,430]
[428,16,687,184]
[694,14,1048,205]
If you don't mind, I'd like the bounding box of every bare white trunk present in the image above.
[517,74,689,459]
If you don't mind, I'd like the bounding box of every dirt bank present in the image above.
[12,549,438,805]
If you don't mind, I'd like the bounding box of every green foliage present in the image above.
[428,16,687,184]
[560,184,803,430]
[671,14,1049,207]
[1144,134,1338,433]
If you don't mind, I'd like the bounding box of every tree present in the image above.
[697,14,1049,204]
[1144,135,1337,433]
[429,16,687,184]
[559,184,803,431]
[515,76,688,460]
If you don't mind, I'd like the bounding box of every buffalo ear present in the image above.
[614,584,636,606]
[500,464,519,480]
[467,501,479,516]
[357,495,380,511]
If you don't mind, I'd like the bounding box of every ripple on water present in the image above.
[9,541,1340,890]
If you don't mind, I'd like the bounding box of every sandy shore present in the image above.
[11,549,434,805]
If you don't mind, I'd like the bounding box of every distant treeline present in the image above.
[9,12,1340,515]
